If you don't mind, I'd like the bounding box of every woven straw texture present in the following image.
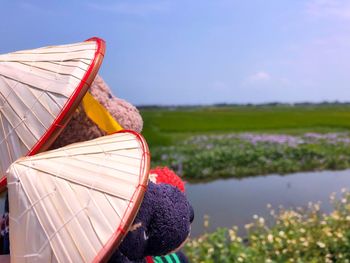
[0,38,104,185]
[7,131,150,263]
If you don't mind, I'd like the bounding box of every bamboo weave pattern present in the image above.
[7,132,150,263]
[0,39,102,181]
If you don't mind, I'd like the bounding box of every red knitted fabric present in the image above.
[149,167,185,193]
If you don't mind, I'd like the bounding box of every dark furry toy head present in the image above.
[113,182,194,261]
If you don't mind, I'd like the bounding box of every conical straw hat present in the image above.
[0,38,105,191]
[7,131,150,263]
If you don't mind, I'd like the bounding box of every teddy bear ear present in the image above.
[0,38,105,192]
[7,131,150,263]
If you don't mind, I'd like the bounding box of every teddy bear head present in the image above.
[117,182,194,261]
[51,75,143,149]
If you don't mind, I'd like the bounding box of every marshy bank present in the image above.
[184,170,350,262]
[184,188,350,262]
[152,133,350,181]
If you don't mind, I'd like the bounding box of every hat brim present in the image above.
[0,38,105,192]
[7,130,150,262]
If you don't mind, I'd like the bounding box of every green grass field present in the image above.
[141,105,350,148]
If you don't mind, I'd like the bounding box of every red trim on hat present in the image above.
[92,130,150,263]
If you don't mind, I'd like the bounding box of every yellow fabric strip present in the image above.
[82,92,123,134]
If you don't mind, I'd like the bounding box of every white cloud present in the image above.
[306,0,350,20]
[248,71,271,82]
[88,1,170,16]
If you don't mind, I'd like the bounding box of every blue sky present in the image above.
[1,0,350,105]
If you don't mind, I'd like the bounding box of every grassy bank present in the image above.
[184,190,350,262]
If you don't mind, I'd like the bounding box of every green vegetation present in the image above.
[184,190,350,263]
[141,105,350,180]
[141,105,350,148]
[150,133,350,181]
[143,105,350,261]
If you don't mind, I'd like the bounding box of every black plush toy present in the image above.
[108,182,194,263]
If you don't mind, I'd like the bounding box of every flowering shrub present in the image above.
[151,133,350,180]
[185,190,350,262]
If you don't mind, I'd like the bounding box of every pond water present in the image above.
[186,169,350,237]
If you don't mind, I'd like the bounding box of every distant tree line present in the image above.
[138,100,350,110]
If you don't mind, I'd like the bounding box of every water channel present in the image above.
[186,169,350,237]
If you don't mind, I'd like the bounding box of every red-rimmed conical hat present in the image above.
[7,130,150,263]
[0,38,105,191]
